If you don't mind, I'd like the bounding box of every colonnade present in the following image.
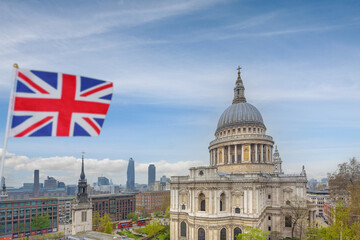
[209,144,273,166]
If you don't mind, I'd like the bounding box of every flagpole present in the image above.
[0,63,19,183]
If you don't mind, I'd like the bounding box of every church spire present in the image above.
[233,66,247,104]
[0,177,8,200]
[80,152,85,180]
[77,152,88,204]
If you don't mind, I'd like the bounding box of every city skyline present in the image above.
[0,0,359,187]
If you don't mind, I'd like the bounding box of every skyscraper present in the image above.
[126,158,135,191]
[98,176,110,186]
[148,164,156,186]
[33,169,39,197]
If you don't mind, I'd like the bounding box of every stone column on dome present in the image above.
[265,145,268,162]
[228,145,230,164]
[235,144,238,163]
[249,144,252,163]
[215,148,217,165]
[222,148,225,164]
[261,144,264,163]
[255,144,258,163]
[241,145,244,162]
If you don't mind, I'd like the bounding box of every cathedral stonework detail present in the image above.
[170,68,315,240]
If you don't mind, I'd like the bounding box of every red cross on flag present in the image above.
[9,69,113,137]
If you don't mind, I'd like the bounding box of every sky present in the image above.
[0,0,359,187]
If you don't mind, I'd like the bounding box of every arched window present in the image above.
[199,193,205,211]
[182,204,185,210]
[220,228,226,240]
[181,221,186,237]
[220,193,226,211]
[235,207,240,214]
[234,228,242,240]
[198,228,205,240]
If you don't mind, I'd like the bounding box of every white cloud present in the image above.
[1,150,206,187]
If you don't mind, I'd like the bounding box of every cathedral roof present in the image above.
[217,102,265,131]
[216,67,265,131]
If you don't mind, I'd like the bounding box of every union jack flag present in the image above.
[10,69,113,137]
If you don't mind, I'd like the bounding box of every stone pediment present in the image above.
[283,187,293,193]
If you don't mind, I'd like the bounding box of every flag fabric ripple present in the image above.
[10,69,113,137]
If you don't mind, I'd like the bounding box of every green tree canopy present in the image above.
[306,202,359,240]
[144,219,164,237]
[31,213,51,231]
[127,212,138,221]
[104,221,113,234]
[236,227,268,240]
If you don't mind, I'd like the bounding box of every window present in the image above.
[228,130,230,134]
[198,228,205,240]
[220,193,226,211]
[81,211,87,222]
[199,193,205,211]
[268,226,271,231]
[285,216,292,227]
[233,129,235,133]
[238,128,241,132]
[243,128,246,132]
[268,216,271,220]
[268,195,271,199]
[234,228,242,240]
[235,208,240,214]
[220,228,226,240]
[181,221,186,237]
[182,204,185,210]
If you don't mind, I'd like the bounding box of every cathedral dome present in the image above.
[217,102,265,131]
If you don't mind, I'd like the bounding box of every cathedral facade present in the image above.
[170,69,315,240]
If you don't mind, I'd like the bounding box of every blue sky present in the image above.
[0,0,359,187]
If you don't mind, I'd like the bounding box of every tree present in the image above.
[127,212,138,221]
[285,197,309,239]
[236,227,268,240]
[31,213,51,231]
[164,206,170,218]
[144,219,163,237]
[94,212,112,233]
[104,221,113,234]
[305,202,360,240]
[92,211,101,230]
[160,194,170,213]
[328,157,360,225]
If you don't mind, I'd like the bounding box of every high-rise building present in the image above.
[126,158,135,191]
[44,176,58,189]
[160,175,169,183]
[33,169,39,197]
[148,164,156,187]
[98,176,110,186]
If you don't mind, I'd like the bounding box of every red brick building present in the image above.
[135,191,170,214]
[92,193,135,221]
